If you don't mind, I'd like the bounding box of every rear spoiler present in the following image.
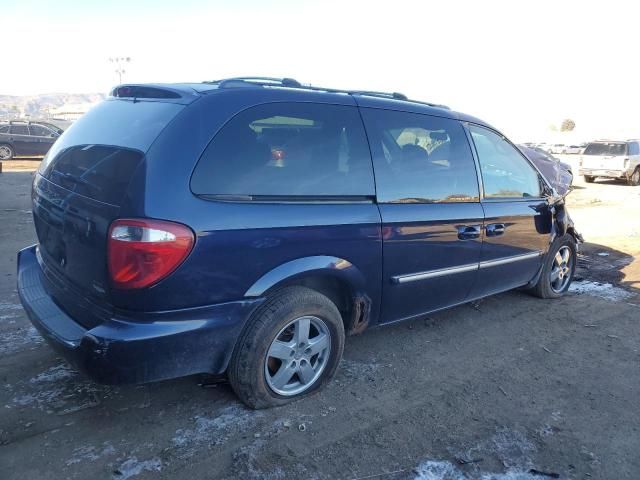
[109,84,200,105]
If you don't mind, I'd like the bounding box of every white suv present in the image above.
[579,140,640,186]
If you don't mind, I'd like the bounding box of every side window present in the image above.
[360,109,479,203]
[192,103,375,197]
[29,125,52,137]
[628,142,640,156]
[10,125,29,135]
[0,126,9,134]
[469,125,542,199]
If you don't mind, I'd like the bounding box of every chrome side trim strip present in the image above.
[392,263,479,284]
[479,251,543,269]
[391,251,544,284]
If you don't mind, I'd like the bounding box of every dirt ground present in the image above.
[0,158,638,480]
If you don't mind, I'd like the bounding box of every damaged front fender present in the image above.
[547,193,584,247]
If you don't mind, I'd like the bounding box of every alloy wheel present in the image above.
[0,146,12,160]
[264,315,331,396]
[550,245,573,293]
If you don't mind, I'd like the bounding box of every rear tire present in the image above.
[628,168,640,186]
[228,286,345,409]
[0,144,14,160]
[529,234,577,299]
[583,175,595,183]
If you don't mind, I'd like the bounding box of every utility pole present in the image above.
[109,57,131,84]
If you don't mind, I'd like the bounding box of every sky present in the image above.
[2,0,639,141]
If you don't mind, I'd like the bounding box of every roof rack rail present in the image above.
[349,90,408,101]
[210,77,303,88]
[202,77,449,109]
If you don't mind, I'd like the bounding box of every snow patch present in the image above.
[0,326,44,355]
[414,428,552,480]
[414,460,464,479]
[0,302,23,311]
[413,460,549,480]
[490,428,535,470]
[479,472,554,480]
[12,387,66,408]
[569,280,632,301]
[30,364,77,383]
[172,405,261,455]
[10,365,114,413]
[66,443,116,466]
[112,457,162,479]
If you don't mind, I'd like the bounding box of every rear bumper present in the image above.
[17,245,262,384]
[578,168,628,179]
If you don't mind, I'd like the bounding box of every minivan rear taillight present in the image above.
[108,219,195,289]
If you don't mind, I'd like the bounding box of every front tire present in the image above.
[228,286,345,409]
[529,234,577,299]
[583,175,595,183]
[628,168,640,186]
[0,144,14,160]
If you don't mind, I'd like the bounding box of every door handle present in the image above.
[457,225,481,240]
[486,223,505,236]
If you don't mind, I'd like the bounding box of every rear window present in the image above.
[39,99,184,174]
[191,102,375,198]
[584,142,627,156]
[38,99,184,204]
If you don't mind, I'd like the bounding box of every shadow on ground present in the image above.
[576,242,639,296]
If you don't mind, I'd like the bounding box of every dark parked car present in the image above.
[17,78,581,408]
[0,120,62,160]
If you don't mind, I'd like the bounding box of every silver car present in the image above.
[579,140,640,186]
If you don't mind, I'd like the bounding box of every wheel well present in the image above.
[273,274,370,335]
[567,226,583,245]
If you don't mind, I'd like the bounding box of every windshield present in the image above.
[583,142,627,156]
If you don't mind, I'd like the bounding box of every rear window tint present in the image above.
[191,102,375,197]
[361,108,479,203]
[41,145,144,205]
[39,99,184,174]
[583,142,627,156]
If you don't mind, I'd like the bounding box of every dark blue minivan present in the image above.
[18,77,580,408]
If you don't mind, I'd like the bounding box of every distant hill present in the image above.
[0,92,106,120]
